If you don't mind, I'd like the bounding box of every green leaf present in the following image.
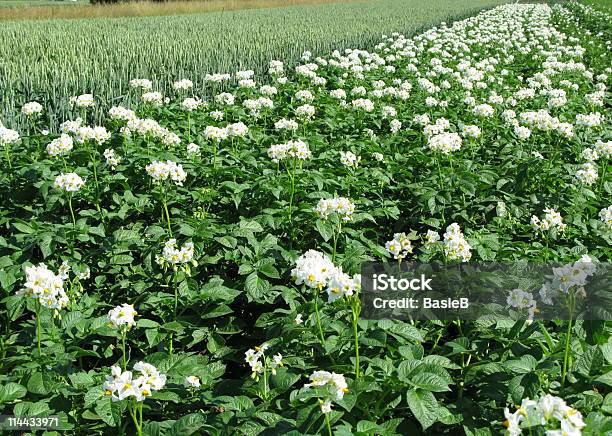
[84,387,104,408]
[315,219,334,242]
[27,372,53,395]
[137,319,161,329]
[356,420,381,432]
[406,389,439,430]
[595,371,612,387]
[13,222,34,234]
[239,220,263,232]
[575,346,604,378]
[167,413,207,436]
[504,355,537,374]
[0,382,27,404]
[94,397,121,427]
[410,372,451,392]
[245,272,270,301]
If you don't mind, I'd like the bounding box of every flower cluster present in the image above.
[274,118,299,131]
[103,148,121,169]
[109,106,137,122]
[54,172,85,192]
[123,118,181,147]
[46,134,73,157]
[70,94,94,108]
[129,79,153,91]
[145,160,187,186]
[440,223,472,262]
[574,162,598,186]
[531,208,566,233]
[506,288,537,320]
[103,362,166,402]
[186,142,200,156]
[538,255,596,306]
[291,250,359,302]
[291,250,336,290]
[155,239,196,271]
[243,97,274,117]
[325,269,360,303]
[244,343,283,379]
[0,126,20,145]
[267,140,311,162]
[173,79,193,91]
[599,205,612,229]
[385,232,413,260]
[141,91,165,107]
[315,197,355,221]
[303,371,348,413]
[340,151,361,168]
[22,101,43,116]
[18,263,69,310]
[428,132,462,154]
[107,303,138,329]
[182,97,204,111]
[504,395,585,436]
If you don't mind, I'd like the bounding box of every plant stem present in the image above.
[68,194,76,226]
[262,360,269,400]
[187,113,191,143]
[287,159,296,224]
[313,291,325,346]
[561,292,575,388]
[35,301,41,355]
[4,143,12,171]
[128,402,142,436]
[331,223,341,262]
[121,330,127,370]
[351,305,360,378]
[161,193,172,236]
[169,273,178,356]
[325,412,333,436]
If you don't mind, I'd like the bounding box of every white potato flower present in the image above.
[315,197,355,222]
[22,102,43,116]
[442,223,472,262]
[103,148,121,169]
[291,250,337,290]
[575,162,598,185]
[70,94,94,108]
[182,97,204,111]
[274,118,299,132]
[428,132,462,154]
[340,151,361,168]
[18,263,69,310]
[54,172,85,193]
[129,78,153,91]
[155,239,196,271]
[185,376,201,388]
[531,208,566,233]
[187,142,200,156]
[173,79,193,91]
[46,134,73,157]
[0,126,21,145]
[141,92,164,107]
[599,206,612,229]
[107,303,137,329]
[103,363,166,402]
[267,140,311,162]
[145,160,187,186]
